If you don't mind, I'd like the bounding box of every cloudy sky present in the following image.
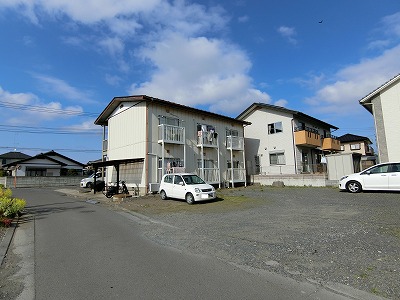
[0,0,399,163]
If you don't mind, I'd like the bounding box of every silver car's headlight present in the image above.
[195,188,201,193]
[339,175,348,181]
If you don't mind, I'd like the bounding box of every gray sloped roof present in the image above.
[0,151,31,160]
[338,133,372,144]
[237,102,339,130]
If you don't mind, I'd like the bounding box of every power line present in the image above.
[0,124,102,135]
[0,146,100,153]
[0,100,100,117]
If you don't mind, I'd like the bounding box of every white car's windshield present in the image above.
[182,175,205,185]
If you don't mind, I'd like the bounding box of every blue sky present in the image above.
[1,0,400,164]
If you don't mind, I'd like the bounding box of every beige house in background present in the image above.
[237,103,341,176]
[337,133,376,169]
[94,95,249,194]
[359,73,400,163]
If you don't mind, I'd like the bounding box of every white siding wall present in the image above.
[147,103,245,183]
[107,101,147,185]
[243,108,295,174]
[380,81,400,162]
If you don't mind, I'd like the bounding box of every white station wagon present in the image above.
[339,162,400,193]
[159,173,216,204]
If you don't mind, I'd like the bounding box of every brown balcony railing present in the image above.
[294,127,321,147]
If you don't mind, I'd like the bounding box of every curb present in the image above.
[0,219,18,266]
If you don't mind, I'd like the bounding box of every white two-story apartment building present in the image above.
[94,95,249,194]
[237,103,341,175]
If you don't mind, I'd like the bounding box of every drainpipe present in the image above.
[291,119,298,174]
[145,104,149,194]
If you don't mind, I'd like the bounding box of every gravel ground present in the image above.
[93,185,400,299]
[6,186,397,299]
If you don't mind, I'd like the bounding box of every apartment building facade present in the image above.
[237,103,341,175]
[94,95,248,194]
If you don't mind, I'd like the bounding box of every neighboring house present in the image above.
[0,151,31,169]
[2,150,85,176]
[337,133,376,169]
[237,103,341,175]
[359,73,400,163]
[94,95,249,193]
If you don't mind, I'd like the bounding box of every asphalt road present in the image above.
[2,188,362,300]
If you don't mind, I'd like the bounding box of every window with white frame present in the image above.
[350,143,361,150]
[268,122,283,134]
[269,152,285,165]
[159,115,180,126]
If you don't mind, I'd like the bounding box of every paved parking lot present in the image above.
[68,185,400,299]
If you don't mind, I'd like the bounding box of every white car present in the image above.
[339,162,400,193]
[80,172,102,188]
[159,173,216,204]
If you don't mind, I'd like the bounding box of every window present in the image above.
[174,175,184,185]
[159,116,180,126]
[368,164,389,174]
[227,160,240,168]
[254,155,261,174]
[197,159,214,169]
[350,143,361,150]
[268,122,283,134]
[226,129,238,137]
[163,175,173,183]
[270,152,285,165]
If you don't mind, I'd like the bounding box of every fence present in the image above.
[1,176,82,188]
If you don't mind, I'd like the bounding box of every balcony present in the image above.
[158,124,185,144]
[197,131,218,148]
[226,136,244,150]
[226,168,246,183]
[196,168,220,184]
[322,136,341,151]
[294,127,321,148]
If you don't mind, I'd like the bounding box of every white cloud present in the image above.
[0,0,161,24]
[277,26,297,45]
[129,33,270,115]
[305,45,400,115]
[0,86,84,124]
[32,74,94,103]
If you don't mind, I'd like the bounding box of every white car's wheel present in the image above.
[185,193,195,204]
[346,181,362,193]
[160,190,168,200]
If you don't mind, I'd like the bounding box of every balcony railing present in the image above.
[197,131,218,148]
[158,124,185,144]
[196,168,220,183]
[321,137,341,151]
[294,127,321,148]
[226,168,246,182]
[226,136,244,150]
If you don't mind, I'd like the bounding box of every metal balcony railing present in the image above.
[158,124,185,144]
[226,136,244,150]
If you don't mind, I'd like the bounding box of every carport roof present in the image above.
[90,158,144,168]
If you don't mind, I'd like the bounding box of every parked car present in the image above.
[339,162,400,193]
[159,173,216,204]
[80,172,102,189]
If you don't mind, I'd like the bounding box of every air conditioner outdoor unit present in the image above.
[148,183,160,193]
